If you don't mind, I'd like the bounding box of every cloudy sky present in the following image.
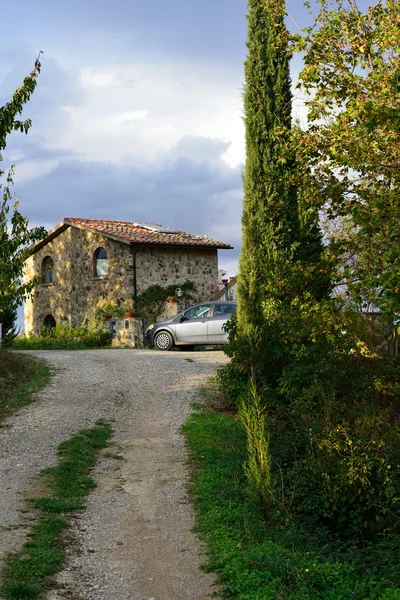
[1,0,323,285]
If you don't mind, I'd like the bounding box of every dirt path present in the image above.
[0,349,228,600]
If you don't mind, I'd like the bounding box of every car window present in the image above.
[183,304,212,320]
[213,303,236,316]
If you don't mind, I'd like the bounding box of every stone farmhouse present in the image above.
[24,218,232,335]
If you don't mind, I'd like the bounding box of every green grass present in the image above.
[0,350,51,424]
[183,404,400,600]
[12,337,108,350]
[1,420,113,599]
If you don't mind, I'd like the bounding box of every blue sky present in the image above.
[2,0,346,295]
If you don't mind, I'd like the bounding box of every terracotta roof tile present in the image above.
[63,218,233,249]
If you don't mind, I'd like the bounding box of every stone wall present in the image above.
[136,245,219,302]
[24,226,220,335]
[107,318,144,349]
[24,227,133,335]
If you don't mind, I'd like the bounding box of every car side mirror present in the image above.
[179,315,186,323]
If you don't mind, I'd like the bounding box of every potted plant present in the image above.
[123,301,137,318]
[166,296,177,304]
[99,302,117,320]
[112,303,126,319]
[98,301,137,320]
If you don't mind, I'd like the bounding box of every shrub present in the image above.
[217,314,251,410]
[222,303,400,539]
[136,280,196,324]
[13,324,111,350]
[239,383,272,510]
[271,346,400,539]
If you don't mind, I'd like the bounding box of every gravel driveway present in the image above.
[0,349,228,600]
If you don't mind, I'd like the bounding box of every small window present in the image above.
[42,256,54,283]
[183,304,212,320]
[213,303,236,316]
[94,247,108,277]
[44,314,56,329]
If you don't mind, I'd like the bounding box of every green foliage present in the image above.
[222,299,400,537]
[183,402,400,599]
[293,0,400,316]
[95,302,133,320]
[239,383,272,509]
[238,0,297,384]
[0,56,41,149]
[237,0,328,391]
[217,314,249,410]
[0,350,50,424]
[273,341,400,537]
[0,58,47,314]
[1,421,112,599]
[136,280,196,324]
[12,324,112,350]
[2,580,42,600]
[0,304,18,345]
[81,307,108,333]
[216,0,400,580]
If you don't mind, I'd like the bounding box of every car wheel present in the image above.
[180,345,195,351]
[154,331,174,351]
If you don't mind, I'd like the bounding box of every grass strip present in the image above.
[1,420,113,600]
[0,350,51,424]
[12,339,107,350]
[183,405,400,600]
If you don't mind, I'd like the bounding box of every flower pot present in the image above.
[124,311,137,318]
[167,296,177,304]
[104,314,112,321]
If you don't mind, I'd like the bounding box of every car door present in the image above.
[174,304,212,343]
[207,303,237,343]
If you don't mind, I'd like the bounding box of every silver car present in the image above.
[145,301,237,351]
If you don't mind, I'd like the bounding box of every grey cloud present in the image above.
[169,136,232,162]
[1,0,248,68]
[16,135,243,256]
[1,52,83,147]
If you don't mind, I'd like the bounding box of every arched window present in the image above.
[42,256,54,283]
[44,314,56,329]
[94,247,108,277]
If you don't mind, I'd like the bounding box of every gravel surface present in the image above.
[0,349,228,600]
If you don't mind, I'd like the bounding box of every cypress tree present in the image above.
[233,0,329,510]
[237,0,299,386]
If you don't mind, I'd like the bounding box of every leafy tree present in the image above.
[0,304,18,345]
[294,0,400,318]
[0,56,46,324]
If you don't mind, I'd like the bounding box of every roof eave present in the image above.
[29,218,234,253]
[129,241,233,250]
[28,221,70,255]
[64,219,233,249]
[63,218,136,247]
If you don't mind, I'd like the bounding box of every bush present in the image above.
[217,361,249,410]
[220,303,400,540]
[216,314,250,410]
[271,347,400,539]
[13,324,111,350]
[136,280,196,324]
[184,402,400,599]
